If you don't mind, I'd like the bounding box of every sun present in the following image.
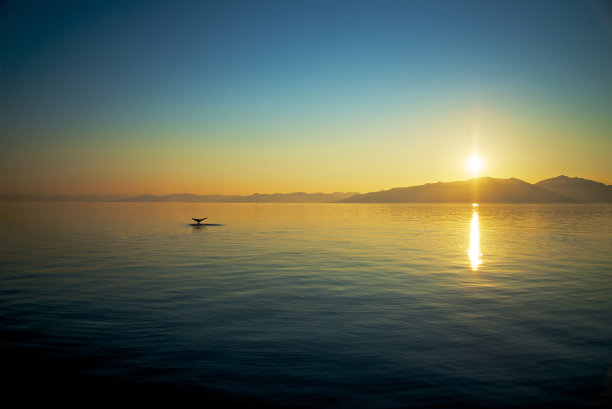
[466,154,484,175]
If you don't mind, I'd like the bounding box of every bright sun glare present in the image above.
[466,155,484,175]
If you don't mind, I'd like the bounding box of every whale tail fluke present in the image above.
[192,218,207,225]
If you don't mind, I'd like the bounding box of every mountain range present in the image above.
[2,176,611,203]
[535,176,612,203]
[121,192,357,203]
[339,176,612,203]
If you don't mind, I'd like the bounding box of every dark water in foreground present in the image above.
[1,202,611,408]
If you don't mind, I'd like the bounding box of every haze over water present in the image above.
[2,202,611,408]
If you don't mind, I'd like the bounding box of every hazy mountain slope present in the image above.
[339,177,575,203]
[120,192,356,203]
[230,192,357,203]
[121,194,239,202]
[535,176,612,203]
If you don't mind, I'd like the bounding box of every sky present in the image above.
[1,0,611,195]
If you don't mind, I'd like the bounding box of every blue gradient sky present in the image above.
[1,0,611,195]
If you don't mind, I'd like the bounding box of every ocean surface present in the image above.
[1,202,611,408]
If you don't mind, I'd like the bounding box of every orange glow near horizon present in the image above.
[2,107,611,196]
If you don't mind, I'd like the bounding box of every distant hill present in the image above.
[120,192,356,203]
[339,177,576,203]
[230,192,357,203]
[0,192,354,203]
[121,193,239,202]
[535,175,612,203]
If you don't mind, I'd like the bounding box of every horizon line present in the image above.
[2,174,608,198]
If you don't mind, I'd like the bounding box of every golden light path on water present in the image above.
[469,203,482,270]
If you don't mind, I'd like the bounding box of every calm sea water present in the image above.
[1,202,611,408]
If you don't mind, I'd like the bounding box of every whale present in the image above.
[192,218,207,225]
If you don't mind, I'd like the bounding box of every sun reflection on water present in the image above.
[469,203,482,270]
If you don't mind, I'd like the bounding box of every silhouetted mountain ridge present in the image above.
[231,192,357,203]
[120,192,357,203]
[122,193,240,202]
[339,176,612,203]
[535,175,612,203]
